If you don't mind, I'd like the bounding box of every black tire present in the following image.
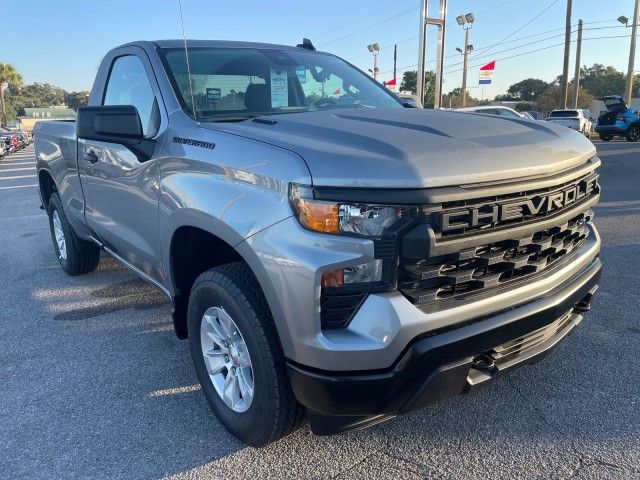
[599,134,613,142]
[48,193,100,275]
[187,262,305,447]
[625,126,640,142]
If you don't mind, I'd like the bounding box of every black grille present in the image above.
[398,210,592,305]
[320,289,366,329]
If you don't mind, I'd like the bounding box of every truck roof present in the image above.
[120,39,317,52]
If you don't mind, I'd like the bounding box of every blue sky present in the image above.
[4,0,637,97]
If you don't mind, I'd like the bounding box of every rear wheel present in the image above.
[625,126,640,142]
[47,193,100,275]
[599,134,613,142]
[187,262,305,447]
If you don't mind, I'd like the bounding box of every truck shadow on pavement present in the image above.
[53,258,169,322]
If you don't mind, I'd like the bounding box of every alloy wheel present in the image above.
[200,306,254,413]
[52,211,67,260]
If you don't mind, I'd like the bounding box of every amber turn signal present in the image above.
[292,197,340,233]
[321,269,344,288]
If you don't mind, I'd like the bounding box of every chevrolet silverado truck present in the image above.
[34,39,602,447]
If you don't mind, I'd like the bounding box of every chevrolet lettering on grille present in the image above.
[436,175,599,233]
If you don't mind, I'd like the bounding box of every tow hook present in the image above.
[573,293,593,313]
[471,353,496,371]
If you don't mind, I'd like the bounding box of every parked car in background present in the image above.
[0,135,11,157]
[398,94,422,108]
[0,132,21,153]
[524,111,540,120]
[0,127,26,149]
[3,126,32,145]
[594,95,640,142]
[546,109,592,137]
[455,105,525,119]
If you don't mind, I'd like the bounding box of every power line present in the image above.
[479,0,560,56]
[317,6,417,47]
[444,34,632,75]
[446,25,625,69]
[311,0,414,39]
[343,0,522,61]
[378,22,625,76]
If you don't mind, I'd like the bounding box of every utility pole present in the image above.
[393,44,397,80]
[462,28,470,107]
[625,0,640,104]
[572,19,583,109]
[561,0,572,108]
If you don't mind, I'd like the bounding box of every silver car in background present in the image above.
[547,109,593,136]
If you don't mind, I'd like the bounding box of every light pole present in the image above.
[367,43,380,80]
[456,13,475,107]
[455,44,473,106]
[619,0,640,104]
[417,0,448,108]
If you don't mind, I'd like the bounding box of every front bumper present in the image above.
[288,256,601,435]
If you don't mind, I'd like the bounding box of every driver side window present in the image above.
[103,55,157,137]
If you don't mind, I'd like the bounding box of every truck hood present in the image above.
[202,108,596,189]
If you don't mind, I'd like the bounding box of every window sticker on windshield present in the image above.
[270,68,288,108]
[295,66,306,83]
[206,88,221,103]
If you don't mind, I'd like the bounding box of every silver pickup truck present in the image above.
[35,39,602,446]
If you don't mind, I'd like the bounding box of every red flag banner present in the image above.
[479,60,496,85]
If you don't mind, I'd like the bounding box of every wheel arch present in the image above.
[38,168,57,212]
[165,219,293,355]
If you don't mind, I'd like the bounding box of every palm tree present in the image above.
[0,63,23,125]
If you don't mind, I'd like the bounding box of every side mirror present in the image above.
[76,105,155,161]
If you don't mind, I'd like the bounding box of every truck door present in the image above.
[79,51,166,284]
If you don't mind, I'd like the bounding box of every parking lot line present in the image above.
[0,167,36,173]
[0,175,36,181]
[0,184,38,190]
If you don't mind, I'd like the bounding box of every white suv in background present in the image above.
[546,109,593,137]
[455,105,526,119]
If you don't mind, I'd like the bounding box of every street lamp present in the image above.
[457,12,475,107]
[367,43,380,80]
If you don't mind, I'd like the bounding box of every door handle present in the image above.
[83,150,99,164]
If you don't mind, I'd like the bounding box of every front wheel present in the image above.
[626,126,640,142]
[187,262,305,447]
[599,134,613,142]
[47,193,100,275]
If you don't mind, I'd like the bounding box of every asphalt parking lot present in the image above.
[1,141,639,479]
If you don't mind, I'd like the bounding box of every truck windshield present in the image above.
[549,110,579,118]
[159,47,403,120]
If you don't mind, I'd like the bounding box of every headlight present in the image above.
[289,184,405,237]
